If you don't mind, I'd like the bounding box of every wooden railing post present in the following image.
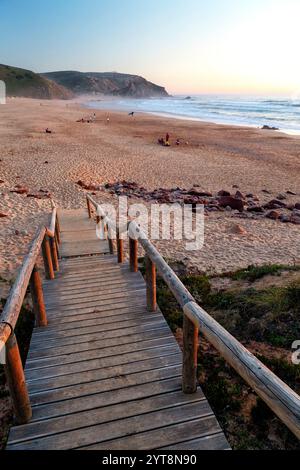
[29,265,47,327]
[117,231,124,263]
[145,255,156,312]
[55,214,61,244]
[4,332,32,424]
[51,237,59,271]
[50,236,59,271]
[129,237,138,272]
[87,197,92,219]
[107,226,114,255]
[182,314,199,394]
[42,235,54,280]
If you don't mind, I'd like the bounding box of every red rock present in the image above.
[264,199,286,209]
[235,190,245,200]
[247,205,264,213]
[218,190,231,197]
[218,196,244,212]
[27,193,42,199]
[11,186,29,194]
[290,214,300,224]
[266,210,280,220]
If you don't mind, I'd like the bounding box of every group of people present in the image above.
[158,133,180,147]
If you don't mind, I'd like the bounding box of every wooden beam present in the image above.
[184,301,300,439]
[30,266,47,327]
[87,197,92,219]
[117,232,124,263]
[0,227,46,329]
[42,235,55,280]
[182,315,198,393]
[50,236,59,272]
[145,256,156,312]
[4,333,32,424]
[129,238,138,272]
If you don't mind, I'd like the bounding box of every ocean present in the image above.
[87,95,300,135]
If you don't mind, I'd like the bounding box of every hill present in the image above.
[0,64,73,99]
[42,70,169,98]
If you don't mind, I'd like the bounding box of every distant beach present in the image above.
[86,95,300,135]
[0,98,299,281]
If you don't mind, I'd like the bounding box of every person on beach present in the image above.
[106,116,110,124]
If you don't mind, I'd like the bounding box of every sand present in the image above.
[0,97,299,280]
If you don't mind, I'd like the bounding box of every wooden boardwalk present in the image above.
[7,209,229,450]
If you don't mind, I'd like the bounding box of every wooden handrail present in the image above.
[86,193,300,439]
[0,204,60,424]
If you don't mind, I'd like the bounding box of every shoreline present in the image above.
[84,97,300,137]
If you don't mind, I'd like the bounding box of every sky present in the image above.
[0,0,300,95]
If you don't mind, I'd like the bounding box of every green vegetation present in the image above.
[148,262,300,450]
[228,263,300,282]
[0,64,72,99]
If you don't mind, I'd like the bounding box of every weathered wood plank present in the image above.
[7,400,213,450]
[8,389,202,445]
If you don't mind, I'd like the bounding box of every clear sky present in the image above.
[1,0,300,95]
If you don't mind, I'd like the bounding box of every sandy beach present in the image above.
[0,97,299,280]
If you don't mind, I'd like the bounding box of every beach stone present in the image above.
[290,214,300,224]
[276,193,286,200]
[247,205,264,213]
[11,186,29,194]
[234,190,245,200]
[218,196,244,212]
[295,203,300,210]
[0,180,4,184]
[279,215,291,223]
[218,190,231,197]
[264,199,286,210]
[230,223,247,235]
[262,189,271,194]
[286,190,296,195]
[266,210,280,220]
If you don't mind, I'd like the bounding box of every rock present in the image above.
[225,206,232,211]
[264,199,286,210]
[246,193,254,198]
[10,186,29,194]
[290,214,300,224]
[279,215,291,223]
[217,190,231,197]
[247,205,264,213]
[286,204,295,211]
[230,224,247,235]
[276,193,286,200]
[0,212,8,218]
[286,190,296,195]
[235,190,245,200]
[295,203,300,210]
[0,180,4,184]
[261,189,271,194]
[232,185,239,189]
[218,196,244,212]
[261,125,279,130]
[266,210,280,220]
[27,193,42,199]
[44,161,49,164]
[189,189,212,197]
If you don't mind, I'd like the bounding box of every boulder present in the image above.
[218,196,244,212]
[217,190,231,197]
[264,199,286,210]
[266,210,280,220]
